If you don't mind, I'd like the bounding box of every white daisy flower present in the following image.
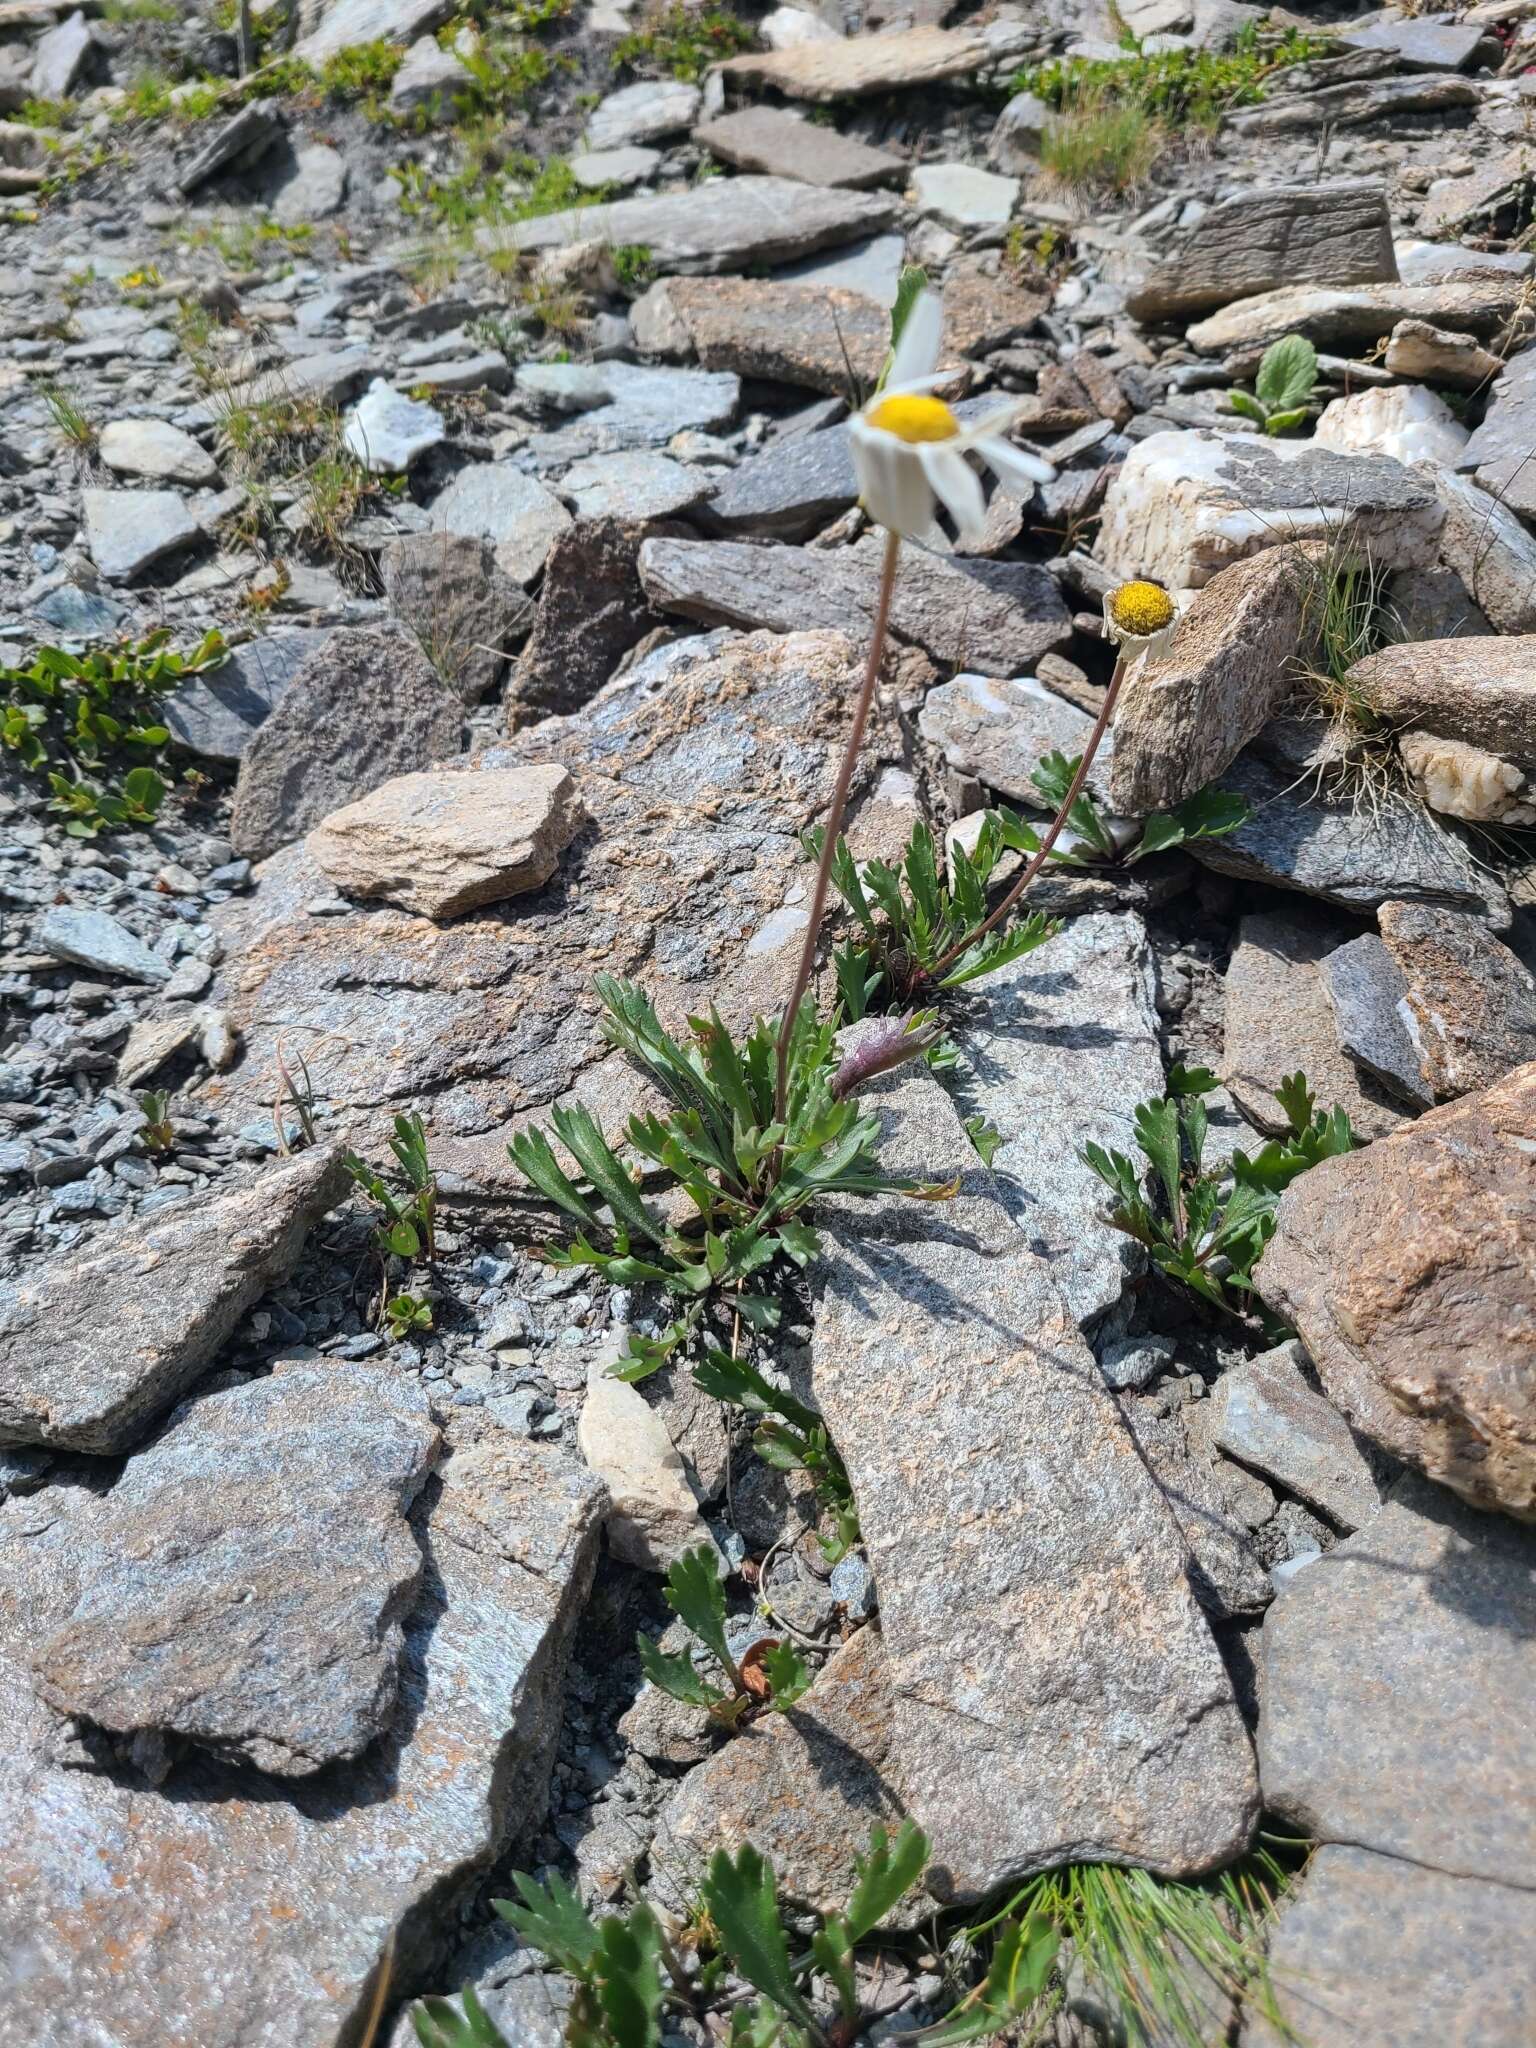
[848,289,1056,543]
[1102,579,1179,660]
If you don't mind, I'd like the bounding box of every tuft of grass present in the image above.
[1038,92,1163,199]
[612,1,757,82]
[39,380,97,452]
[1016,21,1333,136]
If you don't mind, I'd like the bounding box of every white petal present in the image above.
[850,420,935,538]
[977,436,1057,492]
[887,288,943,393]
[919,443,987,543]
[954,404,1025,445]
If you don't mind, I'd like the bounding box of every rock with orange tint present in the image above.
[0,1419,605,2047]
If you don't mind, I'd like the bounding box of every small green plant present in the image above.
[135,1090,176,1154]
[1028,751,1252,865]
[612,1,757,82]
[693,1347,858,1562]
[39,382,97,451]
[1227,333,1319,436]
[508,978,954,1377]
[343,1112,439,1261]
[384,1291,434,1340]
[1037,92,1162,198]
[411,1986,510,2047]
[2,630,225,836]
[611,242,655,295]
[637,1543,813,1727]
[1016,23,1332,134]
[1084,1065,1359,1317]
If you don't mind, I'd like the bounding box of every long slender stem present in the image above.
[927,649,1130,981]
[773,525,901,1120]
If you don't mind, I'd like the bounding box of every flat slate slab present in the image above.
[163,628,332,764]
[31,1360,440,1778]
[703,425,858,542]
[719,21,1028,100]
[810,1064,1259,1901]
[1460,342,1536,517]
[694,104,903,189]
[81,487,202,582]
[1186,277,1522,352]
[493,176,896,275]
[1256,1474,1536,1888]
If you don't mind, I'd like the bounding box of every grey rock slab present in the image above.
[920,672,1105,804]
[31,1360,440,1777]
[0,1419,605,2048]
[639,275,886,396]
[1121,1393,1278,1620]
[1378,899,1536,1101]
[1419,464,1536,633]
[526,361,739,459]
[1317,932,1429,1107]
[703,425,856,541]
[270,141,347,225]
[29,8,92,98]
[576,1336,715,1572]
[429,463,571,586]
[1255,1473,1536,1885]
[948,911,1165,1326]
[693,104,903,190]
[185,345,376,424]
[380,531,530,704]
[343,378,444,473]
[1210,1340,1382,1532]
[515,362,613,414]
[174,97,281,195]
[639,535,1072,674]
[560,449,712,522]
[1341,15,1486,70]
[98,417,218,487]
[230,627,465,863]
[0,1148,348,1454]
[1242,1846,1536,2048]
[1187,754,1508,923]
[31,584,126,636]
[1460,339,1536,517]
[718,20,1031,100]
[1227,71,1480,138]
[307,762,586,921]
[163,627,331,764]
[1222,912,1405,1141]
[1385,316,1504,390]
[81,487,202,583]
[1095,431,1444,591]
[569,145,659,190]
[509,515,670,727]
[809,1063,1259,1899]
[492,175,896,275]
[1344,632,1536,773]
[584,77,699,149]
[1126,180,1396,324]
[37,906,170,984]
[1186,277,1524,353]
[910,161,1019,229]
[1417,149,1535,237]
[295,0,450,59]
[388,32,471,112]
[778,231,905,305]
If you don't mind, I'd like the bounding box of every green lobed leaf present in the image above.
[917,1914,1060,2047]
[702,1844,817,2031]
[843,1821,930,1944]
[592,1903,664,2048]
[761,1638,813,1710]
[662,1544,737,1681]
[637,1634,730,1709]
[1254,333,1317,412]
[1132,1096,1184,1216]
[1225,388,1267,424]
[410,1986,513,2048]
[493,1870,602,1978]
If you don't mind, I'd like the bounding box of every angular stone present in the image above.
[939,250,1051,356]
[230,627,464,862]
[659,1627,908,1914]
[1187,278,1524,353]
[1460,339,1536,517]
[1107,546,1313,815]
[779,231,905,304]
[163,628,331,763]
[577,1338,716,1572]
[1314,382,1467,465]
[1385,316,1503,389]
[1377,900,1536,1101]
[634,276,886,396]
[1316,932,1429,1107]
[810,1065,1259,1899]
[0,1419,605,2047]
[559,449,712,522]
[1418,147,1535,236]
[584,78,699,150]
[919,671,1112,806]
[98,417,218,487]
[37,905,170,984]
[30,7,92,97]
[0,1149,348,1454]
[947,912,1165,1326]
[174,97,280,194]
[703,425,857,542]
[343,378,444,473]
[568,143,657,190]
[295,0,449,60]
[307,762,583,921]
[1227,72,1480,138]
[1210,1341,1382,1532]
[32,1360,439,1777]
[1419,465,1536,633]
[525,362,739,459]
[496,176,896,275]
[1345,634,1536,774]
[987,88,1052,173]
[1255,1474,1536,1878]
[429,463,571,586]
[270,141,346,225]
[81,487,201,582]
[1243,1846,1536,2048]
[388,32,470,113]
[1095,432,1443,591]
[510,515,672,726]
[380,531,530,704]
[1256,1065,1536,1521]
[201,344,376,420]
[910,161,1018,228]
[1121,1393,1278,1620]
[1343,15,1485,68]
[693,104,902,189]
[1222,912,1404,1141]
[719,21,1027,100]
[1399,729,1533,825]
[638,535,1071,674]
[1126,180,1396,323]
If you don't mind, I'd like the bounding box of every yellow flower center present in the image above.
[1108,580,1176,638]
[866,394,960,444]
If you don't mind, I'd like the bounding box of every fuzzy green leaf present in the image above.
[1133,1095,1184,1216]
[1255,334,1317,412]
[844,1821,930,1944]
[918,1915,1060,2046]
[493,1870,602,1978]
[662,1545,736,1680]
[702,1844,818,2031]
[761,1638,813,1710]
[410,1986,512,2048]
[1225,388,1267,424]
[638,1634,730,1709]
[1263,404,1310,436]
